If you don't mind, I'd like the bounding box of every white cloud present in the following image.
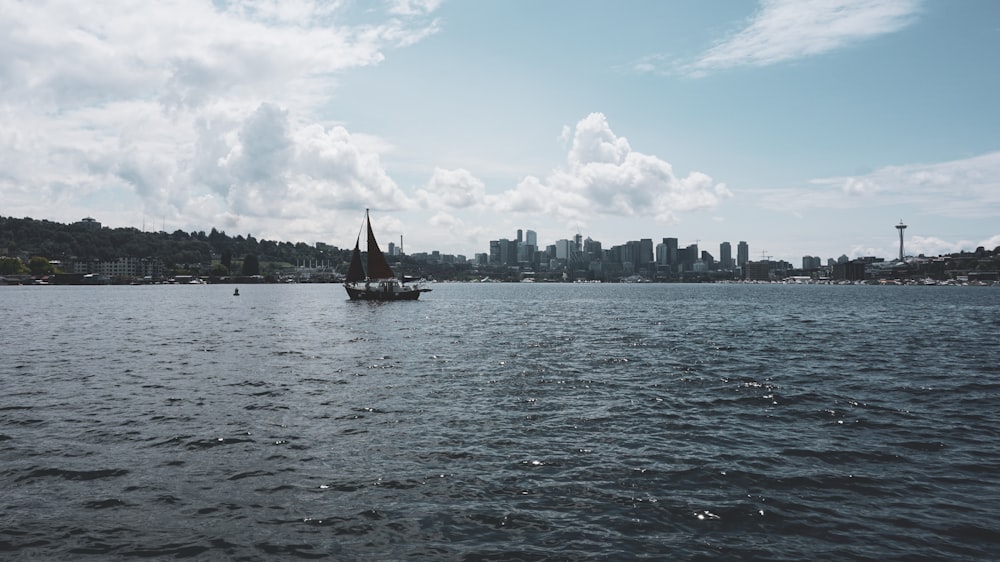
[980,234,1000,251]
[883,234,1000,257]
[904,235,970,257]
[680,0,921,76]
[416,168,488,209]
[389,0,443,17]
[417,211,483,255]
[751,151,1000,222]
[494,113,731,224]
[811,151,1000,217]
[0,0,439,244]
[290,121,413,212]
[408,114,730,236]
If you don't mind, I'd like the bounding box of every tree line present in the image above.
[0,216,351,276]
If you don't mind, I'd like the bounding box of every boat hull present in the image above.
[344,282,429,301]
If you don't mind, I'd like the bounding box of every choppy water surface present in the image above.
[2,283,998,560]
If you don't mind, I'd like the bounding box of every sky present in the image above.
[2,0,999,264]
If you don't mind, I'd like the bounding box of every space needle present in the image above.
[896,220,907,262]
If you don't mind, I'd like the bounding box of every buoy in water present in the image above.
[233,288,240,296]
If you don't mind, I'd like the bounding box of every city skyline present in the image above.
[1,1,998,265]
[449,221,925,267]
[12,213,950,270]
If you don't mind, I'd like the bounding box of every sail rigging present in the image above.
[342,209,430,301]
[365,213,395,280]
[345,209,396,282]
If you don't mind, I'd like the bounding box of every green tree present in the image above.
[211,263,230,276]
[28,256,53,275]
[242,254,260,276]
[0,257,27,274]
[221,249,232,271]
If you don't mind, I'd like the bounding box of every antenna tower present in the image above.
[895,220,907,261]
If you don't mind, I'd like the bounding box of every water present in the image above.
[2,283,998,560]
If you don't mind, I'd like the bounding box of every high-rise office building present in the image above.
[525,230,537,247]
[518,243,536,265]
[701,251,714,269]
[491,238,517,266]
[656,242,668,265]
[623,241,640,265]
[555,239,573,260]
[737,241,749,267]
[720,242,732,269]
[583,237,601,262]
[677,244,698,271]
[663,238,678,267]
[639,239,653,266]
[489,240,501,265]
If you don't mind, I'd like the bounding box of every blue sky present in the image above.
[2,0,998,263]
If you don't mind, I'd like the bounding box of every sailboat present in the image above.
[343,209,430,301]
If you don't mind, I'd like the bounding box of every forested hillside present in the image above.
[0,216,349,272]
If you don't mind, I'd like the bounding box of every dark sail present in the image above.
[365,212,396,280]
[345,239,365,283]
[343,209,430,301]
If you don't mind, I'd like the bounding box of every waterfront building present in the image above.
[639,239,654,267]
[701,251,714,269]
[720,242,732,269]
[489,239,517,266]
[678,244,698,271]
[517,243,536,266]
[664,238,679,268]
[833,261,866,281]
[745,261,770,281]
[555,239,573,261]
[623,240,641,266]
[583,237,601,262]
[737,241,749,267]
[489,240,501,265]
[605,244,624,265]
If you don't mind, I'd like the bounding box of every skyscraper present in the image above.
[664,238,678,267]
[555,239,573,260]
[737,241,749,267]
[720,242,732,269]
[639,239,653,266]
[489,240,501,265]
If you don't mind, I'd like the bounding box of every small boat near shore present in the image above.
[344,209,430,301]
